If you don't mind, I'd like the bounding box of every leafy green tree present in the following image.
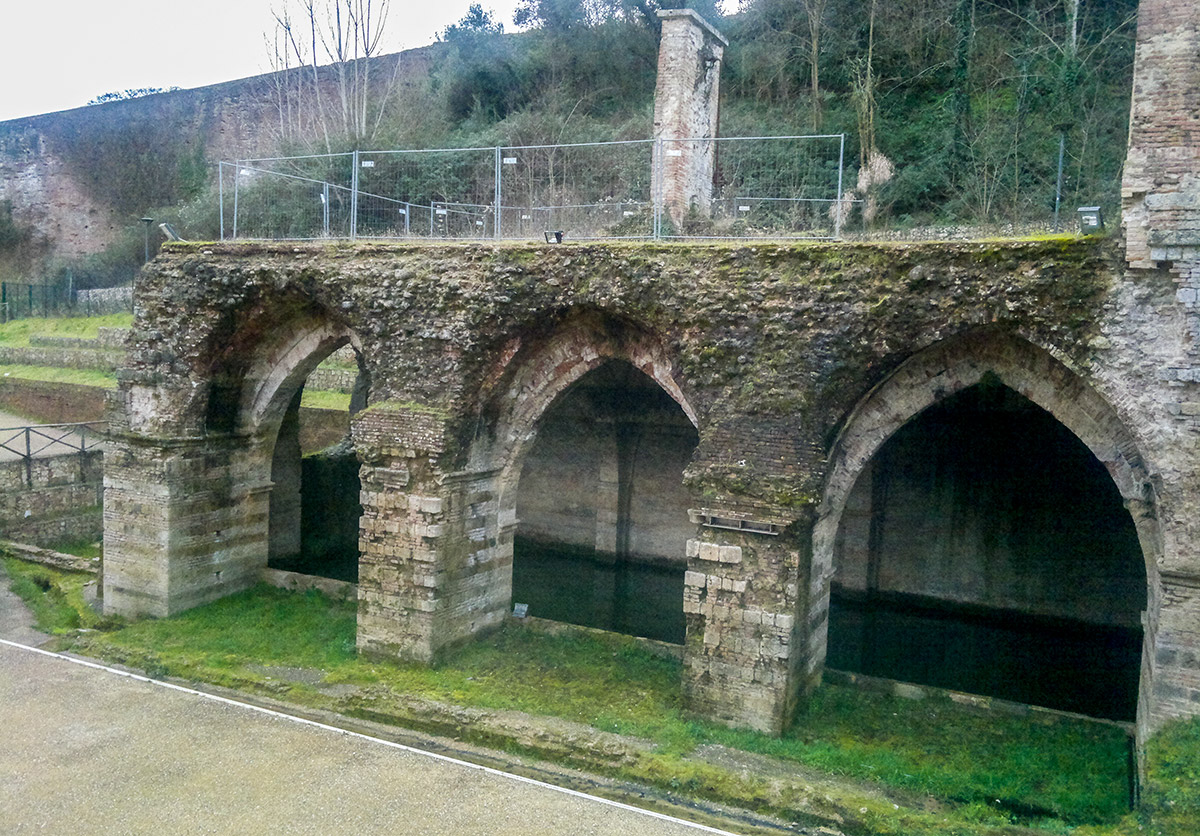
[441,4,504,41]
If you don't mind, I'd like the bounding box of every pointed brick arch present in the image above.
[479,311,698,502]
[810,330,1162,738]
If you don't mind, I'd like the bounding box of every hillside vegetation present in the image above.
[0,0,1136,291]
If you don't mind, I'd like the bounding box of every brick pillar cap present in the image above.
[657,8,729,47]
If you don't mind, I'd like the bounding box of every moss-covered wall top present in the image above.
[124,237,1119,513]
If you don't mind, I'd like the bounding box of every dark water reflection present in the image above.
[512,537,685,644]
[828,591,1142,722]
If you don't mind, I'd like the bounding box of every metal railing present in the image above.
[219,135,848,243]
[0,422,106,487]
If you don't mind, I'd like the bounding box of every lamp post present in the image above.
[140,217,154,264]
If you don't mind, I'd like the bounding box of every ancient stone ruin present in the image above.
[101,0,1199,765]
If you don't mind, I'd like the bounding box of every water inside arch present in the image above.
[828,374,1146,721]
[512,360,699,643]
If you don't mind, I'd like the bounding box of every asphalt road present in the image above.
[0,638,745,836]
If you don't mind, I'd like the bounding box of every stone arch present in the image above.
[203,303,369,581]
[203,306,367,440]
[479,310,698,503]
[812,330,1160,728]
[468,310,700,640]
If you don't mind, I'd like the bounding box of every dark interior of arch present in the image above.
[829,374,1146,721]
[513,360,698,643]
[266,380,364,584]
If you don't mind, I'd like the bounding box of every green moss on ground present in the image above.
[2,556,112,633]
[43,583,1145,833]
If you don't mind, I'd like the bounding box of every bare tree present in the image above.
[267,0,403,151]
[800,0,829,132]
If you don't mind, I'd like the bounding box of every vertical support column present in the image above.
[268,390,303,560]
[1121,0,1200,745]
[354,404,512,662]
[1153,576,1200,726]
[652,9,727,229]
[1122,0,1200,269]
[682,510,810,734]
[103,433,273,617]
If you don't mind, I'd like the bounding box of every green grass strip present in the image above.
[56,583,1138,830]
[0,314,132,348]
[0,364,118,388]
[300,390,352,411]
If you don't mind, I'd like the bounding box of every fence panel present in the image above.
[223,154,355,240]
[658,135,846,240]
[218,136,847,242]
[356,148,498,240]
[498,141,656,241]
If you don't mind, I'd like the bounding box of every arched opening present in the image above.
[202,309,369,585]
[511,359,699,643]
[265,356,369,583]
[828,373,1147,721]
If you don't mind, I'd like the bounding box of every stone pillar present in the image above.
[682,509,810,734]
[103,434,271,617]
[653,9,727,228]
[1122,0,1200,269]
[1122,0,1200,736]
[354,404,512,661]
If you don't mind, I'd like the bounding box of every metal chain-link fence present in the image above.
[220,135,846,243]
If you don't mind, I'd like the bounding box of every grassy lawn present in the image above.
[300,389,352,411]
[0,314,132,347]
[0,568,1145,833]
[0,364,118,388]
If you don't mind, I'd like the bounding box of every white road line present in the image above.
[0,637,747,836]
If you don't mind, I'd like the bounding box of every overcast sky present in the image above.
[0,0,533,122]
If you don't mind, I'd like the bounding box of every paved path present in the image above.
[0,563,50,647]
[0,640,745,835]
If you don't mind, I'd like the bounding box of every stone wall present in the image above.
[0,449,102,548]
[0,379,108,424]
[0,48,436,269]
[0,346,122,371]
[75,287,133,315]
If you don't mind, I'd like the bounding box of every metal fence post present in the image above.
[494,146,502,240]
[835,133,846,240]
[232,160,240,240]
[351,150,360,240]
[323,182,331,238]
[652,139,663,240]
[23,427,31,488]
[218,161,225,241]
